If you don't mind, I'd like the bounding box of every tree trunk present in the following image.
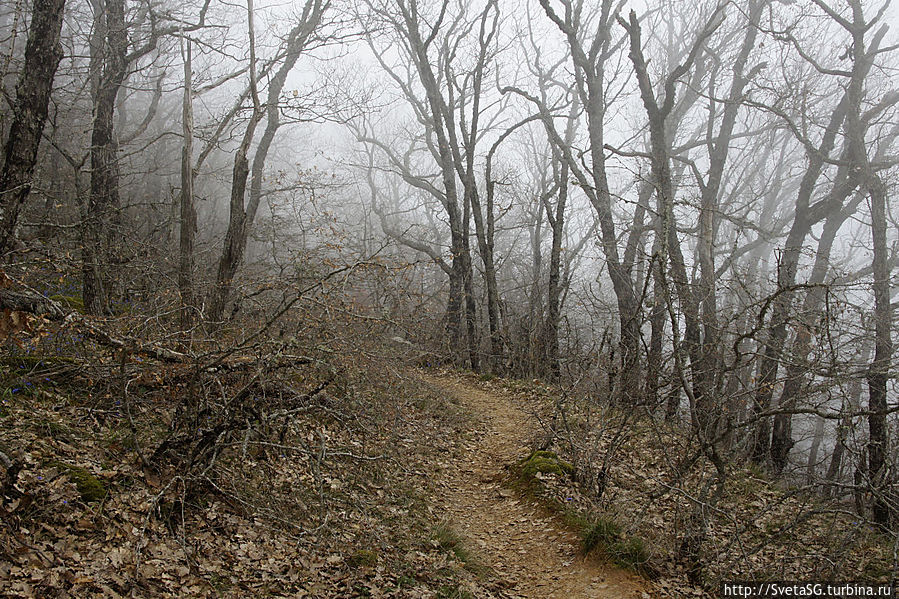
[647,242,666,410]
[178,35,196,340]
[770,181,860,473]
[695,0,762,401]
[806,415,825,486]
[824,339,870,497]
[624,10,711,428]
[544,161,566,382]
[843,6,892,527]
[0,0,66,257]
[543,99,578,382]
[538,0,642,404]
[750,95,848,463]
[865,174,891,528]
[461,184,479,372]
[208,0,324,325]
[471,177,500,370]
[83,0,128,316]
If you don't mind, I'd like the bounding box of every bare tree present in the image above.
[81,0,210,315]
[507,0,643,403]
[207,0,330,326]
[0,0,66,257]
[178,31,196,339]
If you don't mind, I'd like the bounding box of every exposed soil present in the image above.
[422,372,649,599]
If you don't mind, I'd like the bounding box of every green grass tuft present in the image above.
[582,515,621,553]
[436,584,474,599]
[610,536,651,573]
[430,522,490,576]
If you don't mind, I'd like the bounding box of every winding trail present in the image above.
[423,372,648,599]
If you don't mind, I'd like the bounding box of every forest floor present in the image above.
[421,372,648,599]
[1,338,654,598]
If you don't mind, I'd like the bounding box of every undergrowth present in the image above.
[0,320,497,597]
[484,371,897,593]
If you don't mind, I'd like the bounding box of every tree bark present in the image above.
[623,9,720,429]
[538,0,642,404]
[695,0,762,399]
[865,165,892,528]
[0,0,66,257]
[208,0,326,325]
[751,95,848,463]
[83,0,128,316]
[178,34,196,340]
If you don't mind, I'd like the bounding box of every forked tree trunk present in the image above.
[751,95,848,464]
[624,9,717,430]
[207,0,325,325]
[537,0,643,405]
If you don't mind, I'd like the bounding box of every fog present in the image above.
[1,0,898,584]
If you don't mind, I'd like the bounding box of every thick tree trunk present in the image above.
[471,179,500,370]
[207,126,257,325]
[0,0,66,257]
[461,187,479,372]
[83,0,128,316]
[866,175,892,528]
[544,163,566,382]
[444,211,466,352]
[647,243,667,410]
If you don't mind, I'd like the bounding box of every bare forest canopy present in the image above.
[1,0,899,593]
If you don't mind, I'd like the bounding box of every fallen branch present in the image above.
[0,289,66,319]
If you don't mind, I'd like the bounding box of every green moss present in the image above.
[519,450,574,478]
[347,549,378,568]
[49,294,85,314]
[477,373,495,382]
[49,461,106,503]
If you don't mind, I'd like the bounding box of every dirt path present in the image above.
[423,373,648,599]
